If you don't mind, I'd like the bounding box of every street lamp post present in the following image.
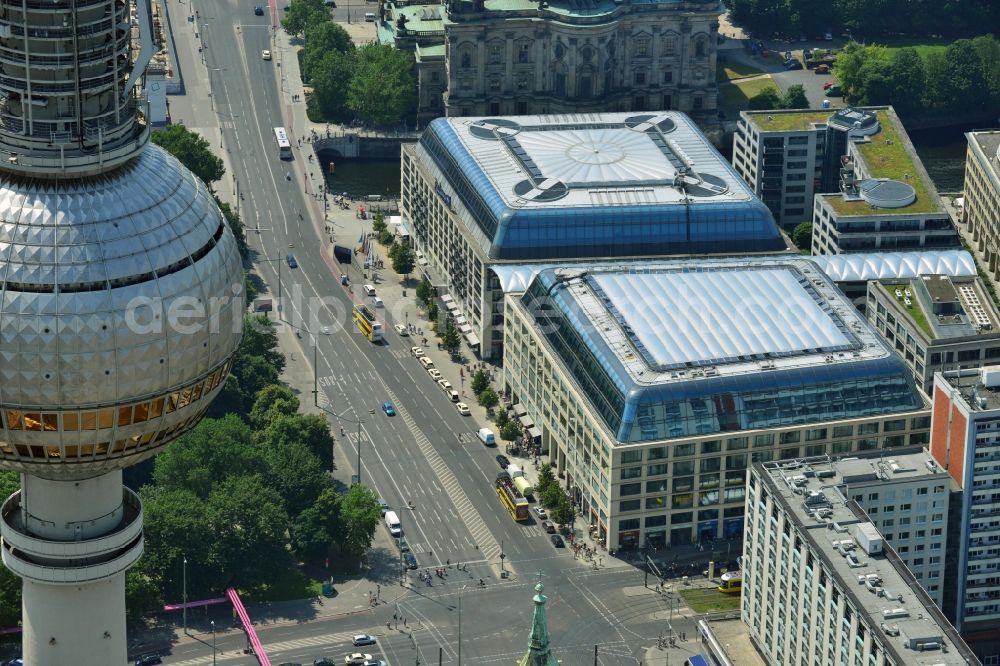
[182,555,188,635]
[211,620,216,665]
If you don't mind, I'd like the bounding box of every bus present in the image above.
[717,571,742,594]
[353,303,383,342]
[273,127,292,160]
[496,473,529,522]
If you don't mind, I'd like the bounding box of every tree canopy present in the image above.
[282,0,328,36]
[302,21,354,80]
[389,242,415,277]
[151,124,225,186]
[345,43,417,128]
[791,222,813,251]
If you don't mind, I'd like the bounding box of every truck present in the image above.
[495,472,529,521]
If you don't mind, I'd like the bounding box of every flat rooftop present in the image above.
[876,276,1000,340]
[967,130,1000,179]
[741,109,836,133]
[757,457,976,665]
[519,256,925,442]
[940,367,1000,411]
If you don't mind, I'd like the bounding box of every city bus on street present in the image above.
[496,472,529,521]
[273,127,292,160]
[353,303,383,342]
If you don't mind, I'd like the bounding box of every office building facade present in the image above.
[962,131,1000,280]
[501,256,930,549]
[744,458,977,666]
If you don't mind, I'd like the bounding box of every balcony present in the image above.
[0,486,143,585]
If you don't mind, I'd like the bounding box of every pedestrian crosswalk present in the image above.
[165,630,361,665]
[383,386,503,563]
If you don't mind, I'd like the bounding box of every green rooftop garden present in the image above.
[744,110,834,132]
[825,111,940,216]
[881,282,935,338]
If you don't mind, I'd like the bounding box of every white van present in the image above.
[364,11,376,21]
[363,284,376,297]
[372,296,384,308]
[477,427,496,446]
[384,510,401,537]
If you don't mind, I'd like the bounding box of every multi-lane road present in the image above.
[151,1,696,662]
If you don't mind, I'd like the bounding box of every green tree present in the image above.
[746,87,783,110]
[152,415,261,498]
[302,21,353,80]
[282,0,328,37]
[139,485,214,599]
[550,493,574,526]
[922,50,950,111]
[215,198,250,262]
[390,243,415,276]
[292,486,342,562]
[494,409,510,429]
[346,43,417,128]
[259,439,329,518]
[310,50,355,121]
[427,301,439,328]
[0,562,21,627]
[249,384,300,430]
[206,475,292,589]
[151,124,225,186]
[856,57,895,105]
[834,42,868,97]
[887,48,926,115]
[0,470,20,502]
[125,565,164,623]
[477,386,499,412]
[442,318,461,355]
[241,315,285,371]
[471,368,489,395]
[791,222,813,251]
[536,463,556,497]
[371,210,387,234]
[206,373,247,419]
[942,39,988,110]
[256,413,335,471]
[416,278,434,306]
[500,420,521,443]
[378,228,395,246]
[337,484,381,560]
[780,84,809,109]
[971,35,1000,109]
[541,482,562,510]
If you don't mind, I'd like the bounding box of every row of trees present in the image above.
[372,212,416,276]
[285,0,416,127]
[535,464,574,526]
[725,0,998,40]
[745,83,809,111]
[833,37,1000,118]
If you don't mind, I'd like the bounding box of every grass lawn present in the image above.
[877,37,951,59]
[716,59,766,82]
[244,567,325,603]
[719,77,781,118]
[881,283,934,338]
[678,586,742,614]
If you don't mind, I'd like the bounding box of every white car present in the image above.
[261,49,271,60]
[446,389,460,403]
[394,324,409,336]
[345,654,373,665]
[428,368,442,380]
[456,402,470,416]
[322,326,330,335]
[437,378,453,391]
[410,346,424,356]
[534,506,548,520]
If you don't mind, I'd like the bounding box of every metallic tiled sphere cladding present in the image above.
[0,145,244,480]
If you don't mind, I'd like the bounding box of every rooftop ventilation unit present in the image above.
[981,366,1000,388]
[882,608,909,620]
[881,624,900,637]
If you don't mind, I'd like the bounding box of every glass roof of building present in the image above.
[518,256,924,443]
[590,269,852,369]
[417,113,785,260]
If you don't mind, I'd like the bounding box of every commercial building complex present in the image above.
[962,131,1000,281]
[377,0,721,124]
[744,457,977,666]
[400,111,788,359]
[866,275,1000,392]
[732,108,958,257]
[930,368,1000,656]
[501,255,931,549]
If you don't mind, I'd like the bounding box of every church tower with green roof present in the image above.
[517,577,561,666]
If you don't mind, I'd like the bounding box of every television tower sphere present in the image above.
[0,0,245,660]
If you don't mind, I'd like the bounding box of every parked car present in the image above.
[823,80,835,90]
[437,378,453,392]
[550,534,565,548]
[405,552,418,569]
[352,635,377,647]
[445,389,460,402]
[496,454,510,469]
[815,64,830,74]
[261,49,272,60]
[378,498,389,515]
[542,520,555,534]
[784,59,803,70]
[396,536,410,552]
[135,655,163,666]
[382,401,395,416]
[363,661,388,666]
[456,402,470,416]
[394,323,409,336]
[410,346,424,357]
[534,506,548,520]
[314,660,337,666]
[428,369,443,380]
[345,654,373,666]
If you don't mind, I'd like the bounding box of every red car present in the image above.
[823,81,836,90]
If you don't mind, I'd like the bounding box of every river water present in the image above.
[319,122,976,204]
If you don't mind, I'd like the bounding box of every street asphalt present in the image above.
[109,0,735,664]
